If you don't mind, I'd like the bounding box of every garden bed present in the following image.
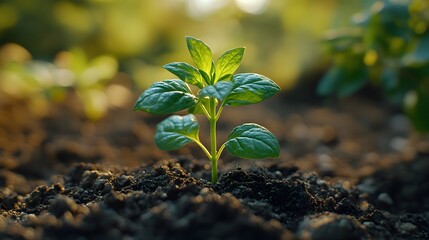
[0,92,428,239]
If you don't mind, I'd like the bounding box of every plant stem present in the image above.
[209,97,218,183]
[193,139,211,160]
[216,143,226,161]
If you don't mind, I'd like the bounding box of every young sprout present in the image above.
[134,36,281,183]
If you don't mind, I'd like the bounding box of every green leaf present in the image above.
[133,80,197,114]
[317,65,368,97]
[381,66,398,91]
[225,123,280,159]
[199,81,233,101]
[210,60,216,84]
[163,62,204,88]
[186,36,213,79]
[317,66,342,96]
[155,114,199,150]
[224,73,280,106]
[215,47,245,82]
[405,87,429,132]
[199,69,212,85]
[404,33,429,65]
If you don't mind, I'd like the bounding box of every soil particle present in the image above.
[297,212,367,240]
[0,170,31,194]
[47,195,79,218]
[24,183,64,213]
[0,188,21,210]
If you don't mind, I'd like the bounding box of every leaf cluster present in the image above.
[319,0,429,132]
[134,36,280,163]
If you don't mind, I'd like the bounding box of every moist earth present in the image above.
[0,93,428,239]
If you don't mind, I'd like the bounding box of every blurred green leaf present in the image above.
[317,65,368,97]
[404,33,429,64]
[381,65,398,90]
[324,28,363,53]
[405,87,429,132]
[88,55,118,82]
[77,87,108,121]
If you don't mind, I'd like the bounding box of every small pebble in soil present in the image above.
[48,195,78,217]
[377,192,393,206]
[357,178,377,194]
[396,222,417,234]
[297,212,367,240]
[389,115,411,135]
[317,153,334,176]
[390,137,408,152]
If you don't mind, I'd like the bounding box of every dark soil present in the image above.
[1,92,429,240]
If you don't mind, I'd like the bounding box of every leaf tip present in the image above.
[185,36,198,44]
[162,62,171,69]
[132,103,142,112]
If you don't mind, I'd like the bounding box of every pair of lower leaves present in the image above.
[155,114,279,160]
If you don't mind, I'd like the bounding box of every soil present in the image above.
[0,88,429,240]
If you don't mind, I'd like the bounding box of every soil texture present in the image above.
[0,92,429,240]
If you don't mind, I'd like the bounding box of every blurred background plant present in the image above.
[0,0,427,129]
[318,0,429,132]
[0,44,124,120]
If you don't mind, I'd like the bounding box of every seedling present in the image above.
[134,36,281,183]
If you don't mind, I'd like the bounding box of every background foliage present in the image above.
[0,0,427,132]
[319,0,429,132]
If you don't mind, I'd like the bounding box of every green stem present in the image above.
[199,102,210,119]
[209,97,218,183]
[216,143,226,160]
[193,139,211,160]
[215,104,224,121]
